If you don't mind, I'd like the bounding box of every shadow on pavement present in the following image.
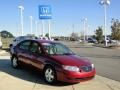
[0,59,76,86]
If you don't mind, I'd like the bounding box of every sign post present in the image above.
[39,5,52,38]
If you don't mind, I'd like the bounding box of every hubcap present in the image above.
[13,58,17,67]
[45,68,54,83]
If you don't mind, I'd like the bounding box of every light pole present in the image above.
[29,16,33,35]
[72,24,75,33]
[38,21,41,37]
[18,6,24,36]
[86,24,90,40]
[0,28,1,42]
[100,0,110,46]
[35,20,38,36]
[48,20,51,39]
[0,31,1,42]
[42,20,45,37]
[83,18,87,42]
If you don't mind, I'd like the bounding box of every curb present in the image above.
[96,75,120,90]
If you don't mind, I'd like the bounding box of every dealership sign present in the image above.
[39,5,52,19]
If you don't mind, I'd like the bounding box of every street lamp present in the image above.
[42,20,45,37]
[35,20,38,36]
[86,24,90,40]
[29,16,33,35]
[100,0,110,46]
[0,32,1,42]
[18,6,24,36]
[0,28,1,42]
[48,20,51,39]
[72,24,75,33]
[83,18,87,42]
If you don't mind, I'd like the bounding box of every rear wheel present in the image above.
[44,66,57,84]
[11,56,20,68]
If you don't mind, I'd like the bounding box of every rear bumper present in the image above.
[57,68,96,83]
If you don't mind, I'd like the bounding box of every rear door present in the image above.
[17,40,31,64]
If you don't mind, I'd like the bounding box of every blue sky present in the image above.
[0,0,120,37]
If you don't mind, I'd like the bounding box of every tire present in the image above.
[11,56,20,69]
[44,66,57,84]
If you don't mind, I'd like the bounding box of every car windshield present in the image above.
[42,43,75,55]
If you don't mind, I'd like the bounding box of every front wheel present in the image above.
[11,56,20,68]
[44,66,57,84]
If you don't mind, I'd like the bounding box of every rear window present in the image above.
[19,41,31,50]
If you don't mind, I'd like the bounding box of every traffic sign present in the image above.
[39,5,52,19]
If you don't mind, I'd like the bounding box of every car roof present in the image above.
[15,36,37,39]
[33,39,59,44]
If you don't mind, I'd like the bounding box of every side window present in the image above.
[30,42,41,54]
[19,41,31,50]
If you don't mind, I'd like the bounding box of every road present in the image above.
[65,42,120,82]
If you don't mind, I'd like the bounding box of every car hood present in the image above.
[50,55,91,66]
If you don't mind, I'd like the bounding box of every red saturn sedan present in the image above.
[10,39,96,84]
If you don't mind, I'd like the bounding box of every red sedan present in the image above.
[10,39,96,84]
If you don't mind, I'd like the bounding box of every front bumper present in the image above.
[57,68,96,83]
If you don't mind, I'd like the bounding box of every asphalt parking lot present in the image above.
[0,42,120,90]
[69,43,120,82]
[61,41,120,81]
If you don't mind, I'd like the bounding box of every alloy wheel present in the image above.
[12,57,18,68]
[44,67,56,83]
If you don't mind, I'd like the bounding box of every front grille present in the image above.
[80,65,92,72]
[66,76,94,81]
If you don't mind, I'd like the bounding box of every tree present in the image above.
[0,30,14,38]
[95,26,103,43]
[111,18,120,40]
[45,33,49,38]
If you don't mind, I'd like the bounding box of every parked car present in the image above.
[0,40,2,49]
[9,36,37,47]
[10,39,96,84]
[78,39,83,43]
[39,37,54,41]
[87,38,97,43]
[54,38,59,41]
[9,36,37,55]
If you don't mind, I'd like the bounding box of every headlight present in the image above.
[62,65,79,72]
[91,64,95,68]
